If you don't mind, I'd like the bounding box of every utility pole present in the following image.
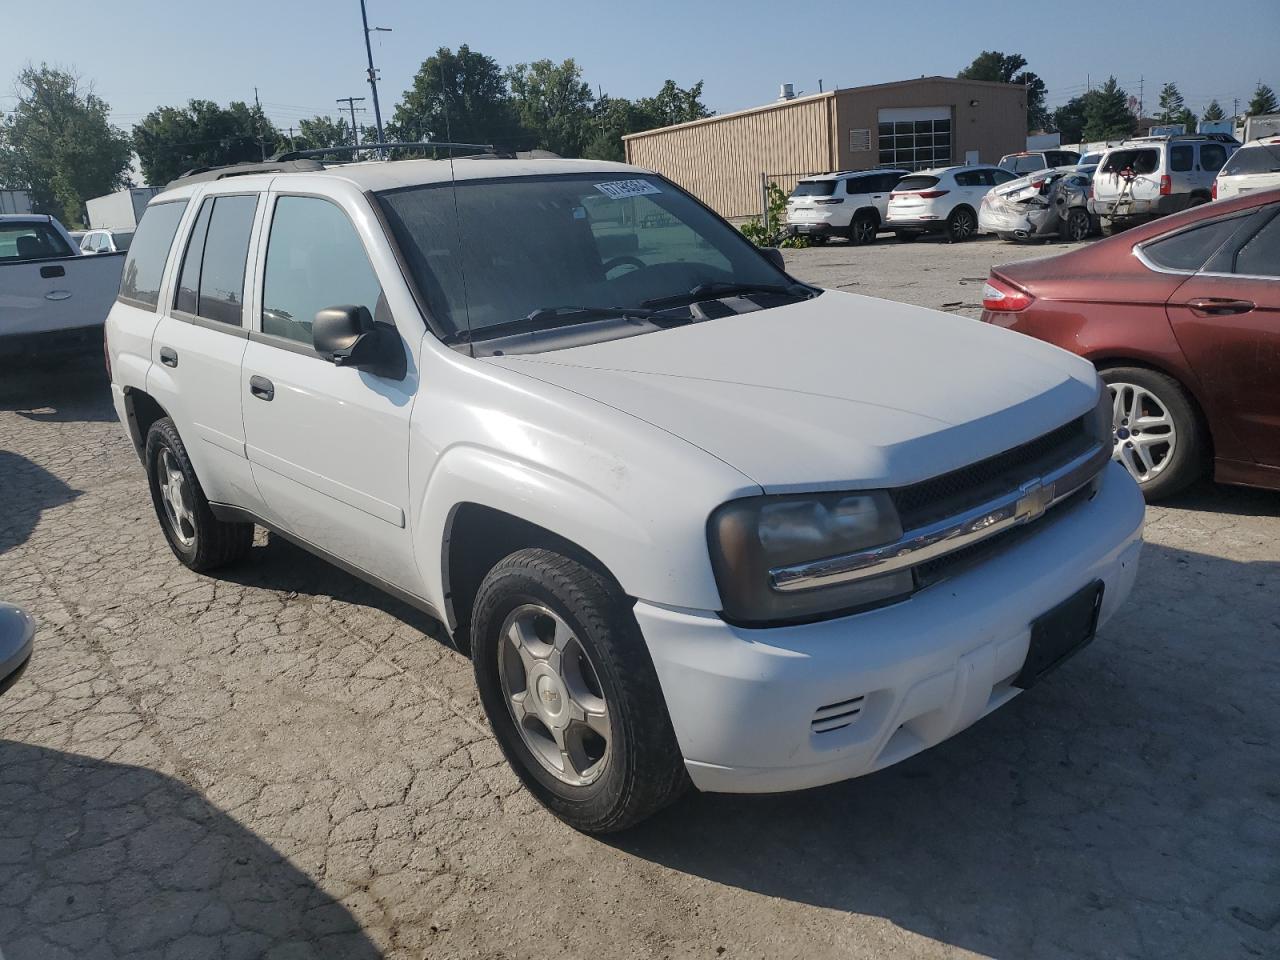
[336,96,366,148]
[253,86,267,160]
[1138,76,1144,120]
[358,0,389,154]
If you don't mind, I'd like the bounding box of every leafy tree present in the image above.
[0,64,131,225]
[1155,83,1185,124]
[582,81,713,161]
[391,45,521,149]
[296,115,356,151]
[133,100,279,185]
[1202,100,1226,122]
[958,50,1047,131]
[1081,77,1137,142]
[1248,82,1278,115]
[507,58,594,157]
[638,80,712,128]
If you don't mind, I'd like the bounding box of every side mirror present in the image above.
[761,247,786,272]
[312,304,405,379]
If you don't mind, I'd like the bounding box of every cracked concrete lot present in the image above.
[1,234,1278,959]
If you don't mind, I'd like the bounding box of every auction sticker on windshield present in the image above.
[595,180,662,200]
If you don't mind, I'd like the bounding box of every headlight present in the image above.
[707,491,912,624]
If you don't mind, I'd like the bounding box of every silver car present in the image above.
[980,166,1097,242]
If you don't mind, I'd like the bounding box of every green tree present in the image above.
[638,80,712,128]
[1202,99,1226,122]
[1155,83,1185,124]
[1081,77,1137,142]
[1052,93,1095,143]
[507,58,594,157]
[1248,82,1278,115]
[582,80,713,161]
[391,45,520,148]
[295,115,356,152]
[0,64,131,225]
[133,99,279,185]
[957,50,1047,131]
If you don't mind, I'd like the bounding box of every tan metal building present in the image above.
[624,77,1027,220]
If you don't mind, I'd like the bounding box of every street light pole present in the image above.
[358,0,388,155]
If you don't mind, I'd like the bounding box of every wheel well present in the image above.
[951,204,976,219]
[853,206,880,225]
[123,389,168,461]
[441,503,613,654]
[1090,356,1215,460]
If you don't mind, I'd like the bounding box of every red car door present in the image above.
[1166,206,1280,467]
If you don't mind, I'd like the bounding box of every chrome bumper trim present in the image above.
[770,443,1111,593]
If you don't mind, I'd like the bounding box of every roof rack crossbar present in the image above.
[270,141,495,161]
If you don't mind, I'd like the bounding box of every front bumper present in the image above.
[638,462,1144,794]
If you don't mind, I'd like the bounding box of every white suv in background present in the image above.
[785,169,908,245]
[1090,136,1236,232]
[998,150,1082,175]
[887,165,1018,242]
[105,154,1142,833]
[1213,137,1280,200]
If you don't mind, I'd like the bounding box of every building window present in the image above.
[877,118,951,171]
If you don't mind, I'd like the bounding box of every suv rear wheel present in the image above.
[1100,367,1206,500]
[945,207,977,243]
[145,418,253,571]
[470,548,687,832]
[849,213,878,245]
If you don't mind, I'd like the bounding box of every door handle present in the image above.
[249,375,275,401]
[1185,297,1255,316]
[159,346,178,368]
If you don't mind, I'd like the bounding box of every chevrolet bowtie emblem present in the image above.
[1015,478,1055,521]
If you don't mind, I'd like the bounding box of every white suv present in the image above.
[106,154,1143,831]
[785,169,908,245]
[1090,136,1236,232]
[1213,137,1280,200]
[887,165,1018,242]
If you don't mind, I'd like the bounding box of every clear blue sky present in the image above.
[3,0,1276,132]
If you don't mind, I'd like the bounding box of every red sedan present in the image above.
[981,188,1280,500]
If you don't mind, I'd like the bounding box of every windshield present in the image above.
[377,173,797,341]
[1001,155,1046,174]
[791,180,838,198]
[0,221,75,262]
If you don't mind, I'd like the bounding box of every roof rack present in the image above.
[270,141,494,161]
[167,159,326,188]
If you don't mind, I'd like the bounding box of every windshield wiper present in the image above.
[641,281,806,310]
[449,305,662,344]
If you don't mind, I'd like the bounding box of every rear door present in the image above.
[147,191,266,512]
[1195,142,1231,197]
[1165,203,1280,466]
[240,188,420,592]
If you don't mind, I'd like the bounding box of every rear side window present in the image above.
[1170,144,1194,172]
[0,221,75,262]
[173,194,258,326]
[991,169,1017,184]
[792,180,837,198]
[113,231,134,251]
[1102,150,1159,175]
[1199,143,1229,172]
[1141,215,1249,272]
[120,200,188,309]
[261,196,383,347]
[1232,209,1280,277]
[895,176,940,192]
[1220,144,1280,176]
[953,170,984,187]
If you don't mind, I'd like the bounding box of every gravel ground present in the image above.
[1,234,1278,959]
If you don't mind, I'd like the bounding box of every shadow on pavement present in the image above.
[0,451,80,556]
[609,541,1280,958]
[0,741,383,959]
[0,356,116,424]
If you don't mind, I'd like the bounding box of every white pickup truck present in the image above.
[0,213,124,361]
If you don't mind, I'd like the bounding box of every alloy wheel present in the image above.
[851,218,876,244]
[157,448,196,546]
[498,604,612,787]
[1109,382,1177,484]
[950,210,975,241]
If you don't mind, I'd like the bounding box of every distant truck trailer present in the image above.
[1241,113,1280,143]
[85,187,161,230]
[0,189,33,214]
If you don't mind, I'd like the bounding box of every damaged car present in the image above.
[980,167,1097,243]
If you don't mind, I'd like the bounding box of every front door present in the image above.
[1167,204,1280,466]
[240,190,420,592]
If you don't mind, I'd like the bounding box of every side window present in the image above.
[881,173,906,192]
[1200,143,1228,173]
[1170,144,1194,172]
[261,196,384,347]
[954,171,981,187]
[173,194,258,326]
[991,169,1018,184]
[1142,215,1250,272]
[120,201,188,309]
[845,178,864,196]
[1233,211,1280,278]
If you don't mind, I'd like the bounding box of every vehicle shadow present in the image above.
[0,450,81,555]
[0,740,383,958]
[607,541,1279,958]
[0,355,116,424]
[1162,478,1280,517]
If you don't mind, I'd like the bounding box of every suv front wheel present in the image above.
[145,418,253,571]
[470,548,688,832]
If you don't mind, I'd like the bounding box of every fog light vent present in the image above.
[811,696,865,734]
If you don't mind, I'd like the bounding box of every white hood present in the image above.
[488,292,1099,492]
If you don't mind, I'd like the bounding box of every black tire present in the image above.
[1100,217,1128,237]
[945,206,977,243]
[145,417,253,571]
[1061,208,1091,243]
[895,231,919,243]
[1099,366,1206,501]
[1187,194,1210,209]
[471,548,688,833]
[848,213,878,246]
